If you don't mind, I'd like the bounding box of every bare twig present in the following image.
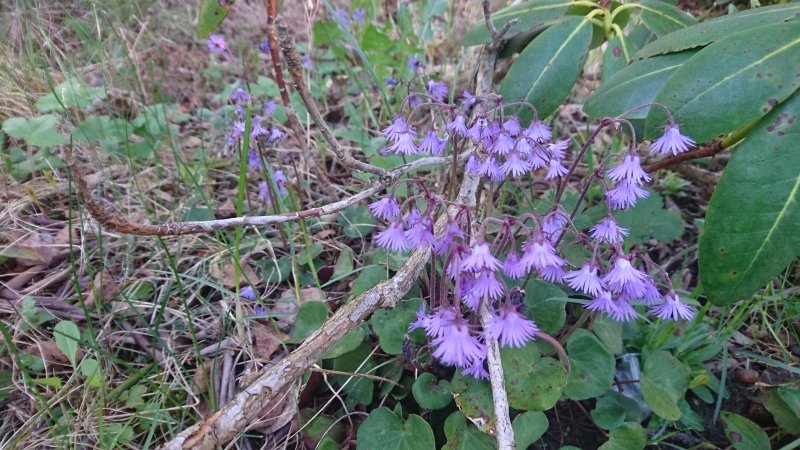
[644,141,725,172]
[264,0,304,139]
[276,19,387,176]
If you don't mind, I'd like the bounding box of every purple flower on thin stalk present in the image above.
[301,53,313,68]
[547,139,570,160]
[462,242,502,272]
[248,149,263,170]
[385,77,399,87]
[375,221,410,252]
[564,264,604,296]
[447,114,469,136]
[503,251,526,279]
[608,153,651,185]
[472,269,505,300]
[352,8,366,23]
[650,292,695,320]
[606,180,650,209]
[408,56,421,72]
[503,117,521,137]
[463,357,489,380]
[389,133,419,155]
[408,303,430,332]
[240,286,257,301]
[424,307,458,337]
[432,321,486,367]
[427,80,449,101]
[230,87,251,103]
[590,216,628,245]
[611,298,638,322]
[268,127,285,142]
[274,169,288,196]
[467,117,489,141]
[585,290,616,316]
[639,280,662,306]
[491,133,515,155]
[434,220,464,255]
[523,120,552,142]
[419,131,447,155]
[478,157,504,182]
[539,265,565,283]
[406,217,436,247]
[459,277,481,311]
[462,91,478,108]
[369,196,402,220]
[542,211,568,244]
[259,40,271,54]
[526,146,548,170]
[263,101,277,116]
[545,158,569,180]
[650,124,695,156]
[258,181,271,204]
[489,304,538,348]
[603,256,648,296]
[382,117,413,141]
[520,235,565,272]
[500,152,531,178]
[207,34,227,54]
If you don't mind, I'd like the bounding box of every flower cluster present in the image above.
[369,91,696,378]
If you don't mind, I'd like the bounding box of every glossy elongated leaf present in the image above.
[638,0,697,37]
[644,22,800,142]
[462,0,572,46]
[584,50,696,120]
[602,34,639,82]
[721,412,770,450]
[501,16,592,120]
[699,91,800,304]
[636,3,800,59]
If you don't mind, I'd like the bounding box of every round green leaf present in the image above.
[502,345,567,411]
[500,16,593,120]
[644,22,800,143]
[512,411,549,448]
[564,329,615,400]
[699,91,800,304]
[721,411,770,450]
[638,0,696,37]
[332,344,375,407]
[450,371,496,433]
[356,407,435,450]
[323,325,366,359]
[640,350,690,421]
[288,302,329,343]
[441,411,495,450]
[614,191,684,245]
[412,373,452,410]
[350,265,387,300]
[636,3,800,59]
[523,280,567,335]
[591,392,645,430]
[338,205,376,239]
[370,298,422,355]
[585,50,696,120]
[462,0,572,47]
[598,422,647,450]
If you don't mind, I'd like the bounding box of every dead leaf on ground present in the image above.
[251,321,288,360]
[210,256,261,288]
[271,287,326,329]
[22,340,83,365]
[251,384,297,436]
[2,225,76,266]
[86,271,119,308]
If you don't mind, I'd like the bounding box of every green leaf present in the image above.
[502,345,568,411]
[356,407,435,450]
[638,0,696,37]
[614,191,684,245]
[351,265,387,300]
[598,422,647,450]
[523,280,566,335]
[644,22,800,143]
[593,315,623,355]
[462,0,572,46]
[99,423,134,450]
[441,411,495,450]
[323,325,366,359]
[500,16,593,120]
[3,115,63,148]
[80,358,103,388]
[602,34,639,82]
[512,411,549,448]
[721,411,770,450]
[585,50,696,120]
[564,329,615,400]
[636,3,800,59]
[338,205,376,239]
[450,371,496,433]
[299,408,345,444]
[412,373,452,410]
[591,392,644,430]
[763,388,800,432]
[288,302,329,343]
[640,350,690,421]
[53,320,80,368]
[332,344,375,407]
[370,298,422,355]
[197,0,229,38]
[36,78,106,112]
[699,91,800,304]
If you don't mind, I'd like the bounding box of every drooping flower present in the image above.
[606,180,650,209]
[489,304,538,348]
[462,91,477,108]
[424,307,458,338]
[523,120,552,142]
[547,139,571,160]
[478,157,503,182]
[263,101,277,116]
[269,127,285,142]
[419,130,447,155]
[375,221,410,251]
[427,80,449,102]
[471,269,505,300]
[650,124,695,156]
[240,286,257,301]
[431,321,486,367]
[542,211,568,244]
[273,169,288,196]
[248,149,263,170]
[258,181,271,204]
[503,250,526,278]
[230,87,251,103]
[650,292,695,320]
[462,242,502,272]
[545,158,569,180]
[608,153,651,185]
[352,7,366,23]
[590,216,628,245]
[369,196,402,220]
[447,114,469,136]
[407,56,421,72]
[503,117,521,137]
[207,34,227,54]
[383,117,411,141]
[405,217,436,247]
[563,264,604,296]
[491,132,515,155]
[602,256,648,296]
[466,116,489,142]
[520,235,565,272]
[258,40,271,54]
[539,264,565,283]
[462,357,490,380]
[388,133,419,155]
[611,298,638,322]
[434,220,464,255]
[585,290,616,316]
[500,152,531,178]
[408,303,430,332]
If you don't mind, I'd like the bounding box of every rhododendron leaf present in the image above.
[564,329,615,400]
[500,16,592,120]
[721,412,770,450]
[197,0,229,38]
[450,371,496,433]
[700,91,800,304]
[462,0,571,47]
[502,345,567,411]
[441,411,495,450]
[644,22,800,143]
[639,0,696,37]
[512,411,549,448]
[412,373,452,410]
[636,3,800,59]
[602,34,638,82]
[356,407,434,450]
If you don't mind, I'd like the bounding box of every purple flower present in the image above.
[590,216,628,245]
[447,115,469,136]
[405,217,436,247]
[564,264,604,296]
[269,127,285,142]
[478,157,504,182]
[388,133,419,155]
[640,280,663,306]
[491,133,515,155]
[408,303,430,332]
[465,155,481,174]
[650,292,695,320]
[434,220,464,255]
[611,298,638,322]
[539,265,565,283]
[419,130,447,155]
[207,34,227,54]
[248,149,263,170]
[459,277,481,311]
[503,117,521,137]
[385,77,399,87]
[606,180,650,209]
[545,158,569,180]
[335,7,351,26]
[542,211,568,244]
[650,124,695,156]
[547,139,570,160]
[431,321,486,367]
[503,251,526,278]
[259,40,271,54]
[424,307,458,337]
[230,87,251,103]
[608,153,651,185]
[520,235,565,273]
[489,305,538,348]
[462,91,477,108]
[263,101,277,116]
[466,117,488,142]
[500,152,531,178]
[240,286,257,301]
[301,53,313,68]
[369,196,402,220]
[427,80,448,101]
[382,117,413,141]
[472,269,505,300]
[603,256,648,296]
[462,357,489,380]
[408,56,421,72]
[526,146,548,170]
[375,221,410,252]
[523,120,552,142]
[462,242,502,272]
[352,8,366,23]
[585,290,616,316]
[258,181,271,204]
[274,169,288,196]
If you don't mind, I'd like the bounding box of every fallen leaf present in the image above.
[3,226,75,266]
[210,256,261,288]
[22,340,83,365]
[251,321,287,360]
[86,271,119,308]
[271,288,326,329]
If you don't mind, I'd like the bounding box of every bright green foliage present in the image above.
[450,370,496,433]
[721,412,770,450]
[411,373,452,410]
[591,392,645,430]
[564,329,615,400]
[462,0,573,46]
[288,302,329,343]
[441,411,495,450]
[614,191,684,245]
[638,0,697,37]
[53,320,80,368]
[699,91,800,304]
[197,0,229,38]
[512,411,549,448]
[640,350,690,420]
[370,298,422,355]
[598,422,647,450]
[3,115,63,148]
[356,407,435,450]
[338,206,377,238]
[502,344,567,411]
